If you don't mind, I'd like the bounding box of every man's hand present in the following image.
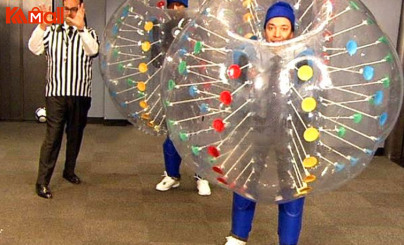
[66,3,85,30]
[38,4,52,31]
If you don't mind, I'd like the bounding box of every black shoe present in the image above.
[36,184,52,199]
[63,173,81,184]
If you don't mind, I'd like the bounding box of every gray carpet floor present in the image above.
[0,121,403,245]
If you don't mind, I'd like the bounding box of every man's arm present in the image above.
[79,28,99,56]
[28,5,52,56]
[28,25,46,55]
[66,3,99,57]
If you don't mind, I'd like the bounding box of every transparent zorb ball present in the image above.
[100,0,205,135]
[161,0,403,203]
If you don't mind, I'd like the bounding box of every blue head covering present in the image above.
[264,1,295,31]
[167,0,188,7]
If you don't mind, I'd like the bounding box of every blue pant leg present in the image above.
[231,192,257,240]
[278,197,305,245]
[163,137,181,178]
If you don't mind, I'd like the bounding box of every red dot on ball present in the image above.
[328,0,336,7]
[220,91,232,105]
[156,1,165,8]
[213,119,225,132]
[208,146,220,157]
[321,53,330,65]
[239,185,248,193]
[229,182,237,189]
[217,176,228,185]
[199,61,207,73]
[227,64,241,79]
[212,166,224,175]
[323,30,333,42]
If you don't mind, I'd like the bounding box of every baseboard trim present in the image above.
[87,118,129,126]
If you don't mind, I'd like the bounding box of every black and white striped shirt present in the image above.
[28,23,99,97]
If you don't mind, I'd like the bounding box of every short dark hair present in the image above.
[63,0,84,4]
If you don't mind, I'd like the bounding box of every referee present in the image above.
[28,0,99,199]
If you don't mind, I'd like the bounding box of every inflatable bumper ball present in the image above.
[100,0,203,135]
[160,0,403,202]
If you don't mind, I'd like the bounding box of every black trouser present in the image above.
[36,96,91,186]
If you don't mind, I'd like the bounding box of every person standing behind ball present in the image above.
[28,0,99,199]
[225,2,305,245]
[155,0,212,196]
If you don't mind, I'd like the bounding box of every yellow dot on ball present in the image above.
[304,127,320,142]
[141,113,150,120]
[147,121,155,128]
[139,100,148,109]
[303,156,318,168]
[302,97,317,112]
[242,0,252,8]
[304,175,316,183]
[138,63,148,73]
[141,41,151,52]
[244,33,254,39]
[137,82,146,92]
[243,13,252,23]
[144,21,154,31]
[294,186,312,197]
[297,65,314,81]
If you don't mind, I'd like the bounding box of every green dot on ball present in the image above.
[337,127,346,137]
[179,132,189,141]
[168,79,176,91]
[382,76,391,88]
[167,120,175,127]
[178,61,187,75]
[127,78,135,86]
[349,1,360,10]
[164,100,171,107]
[353,113,363,123]
[384,53,393,63]
[113,49,119,58]
[194,41,202,55]
[191,146,201,156]
[366,18,375,25]
[237,27,243,35]
[378,36,388,44]
[118,63,124,72]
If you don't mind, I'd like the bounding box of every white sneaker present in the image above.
[195,176,211,196]
[156,171,180,191]
[224,236,246,245]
